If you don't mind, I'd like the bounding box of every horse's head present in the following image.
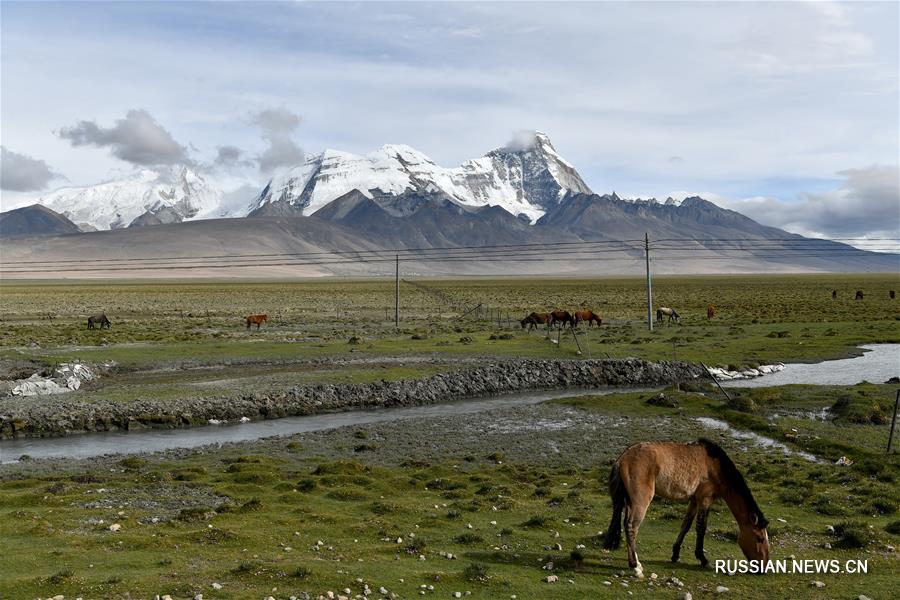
[520,318,528,329]
[737,513,770,566]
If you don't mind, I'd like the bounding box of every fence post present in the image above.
[888,389,900,453]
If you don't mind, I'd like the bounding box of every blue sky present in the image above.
[1,1,898,239]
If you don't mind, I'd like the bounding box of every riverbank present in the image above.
[2,383,897,600]
[0,358,704,439]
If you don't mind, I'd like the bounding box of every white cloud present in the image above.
[688,165,900,242]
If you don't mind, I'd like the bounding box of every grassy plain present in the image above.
[1,384,898,599]
[0,274,898,599]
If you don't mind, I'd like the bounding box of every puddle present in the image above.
[696,417,820,462]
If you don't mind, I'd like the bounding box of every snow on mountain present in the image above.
[251,131,592,222]
[34,167,222,230]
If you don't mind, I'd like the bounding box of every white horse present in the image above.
[656,307,680,323]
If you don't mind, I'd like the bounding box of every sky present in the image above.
[1,0,898,242]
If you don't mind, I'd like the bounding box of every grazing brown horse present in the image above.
[656,307,680,323]
[573,310,603,328]
[245,314,268,329]
[707,304,716,320]
[520,312,552,331]
[890,290,896,300]
[549,310,576,329]
[831,289,837,300]
[87,314,111,330]
[855,290,864,301]
[603,439,770,577]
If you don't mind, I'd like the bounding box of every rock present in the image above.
[858,595,873,600]
[825,525,835,534]
[884,377,899,384]
[544,575,558,583]
[811,581,825,588]
[108,523,121,532]
[211,583,223,590]
[194,595,203,600]
[715,585,729,593]
[453,593,462,598]
[681,594,693,600]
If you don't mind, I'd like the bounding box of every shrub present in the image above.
[464,563,490,582]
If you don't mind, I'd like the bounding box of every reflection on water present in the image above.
[722,344,899,388]
[0,386,654,463]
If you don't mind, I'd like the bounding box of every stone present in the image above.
[681,593,693,600]
[108,523,121,532]
[715,586,729,593]
[544,575,558,583]
[811,581,825,588]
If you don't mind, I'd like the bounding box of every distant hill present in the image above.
[4,133,895,276]
[0,204,82,238]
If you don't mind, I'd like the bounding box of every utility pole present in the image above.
[645,232,653,331]
[395,255,400,328]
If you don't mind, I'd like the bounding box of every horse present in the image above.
[890,290,895,300]
[855,290,864,301]
[87,314,111,330]
[573,310,603,328]
[603,439,770,578]
[831,289,837,300]
[520,312,552,331]
[707,304,716,320]
[656,307,680,323]
[549,310,576,329]
[245,314,268,329]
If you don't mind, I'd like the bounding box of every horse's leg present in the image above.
[625,489,653,578]
[671,497,699,562]
[694,498,713,567]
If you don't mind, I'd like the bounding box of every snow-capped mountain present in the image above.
[34,167,222,230]
[250,131,592,222]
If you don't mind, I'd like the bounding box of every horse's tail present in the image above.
[603,462,628,550]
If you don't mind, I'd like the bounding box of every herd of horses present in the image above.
[833,289,895,300]
[85,288,894,332]
[520,309,601,331]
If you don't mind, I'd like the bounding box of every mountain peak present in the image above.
[252,133,592,222]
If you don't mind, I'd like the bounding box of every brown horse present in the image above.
[246,314,268,329]
[603,439,769,577]
[549,310,576,329]
[890,290,895,300]
[520,312,552,331]
[87,314,111,330]
[707,304,716,320]
[855,290,864,301]
[573,310,603,328]
[831,289,837,300]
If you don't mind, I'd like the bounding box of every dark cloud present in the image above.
[251,107,304,173]
[252,107,301,136]
[58,109,189,166]
[214,145,250,168]
[721,165,900,238]
[0,146,62,191]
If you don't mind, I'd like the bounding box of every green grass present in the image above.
[2,384,899,598]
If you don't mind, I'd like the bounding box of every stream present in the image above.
[1,345,896,464]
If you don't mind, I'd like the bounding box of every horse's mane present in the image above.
[697,438,768,528]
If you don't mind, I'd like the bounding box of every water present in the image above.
[0,387,653,464]
[695,417,820,462]
[3,344,896,464]
[722,344,899,388]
